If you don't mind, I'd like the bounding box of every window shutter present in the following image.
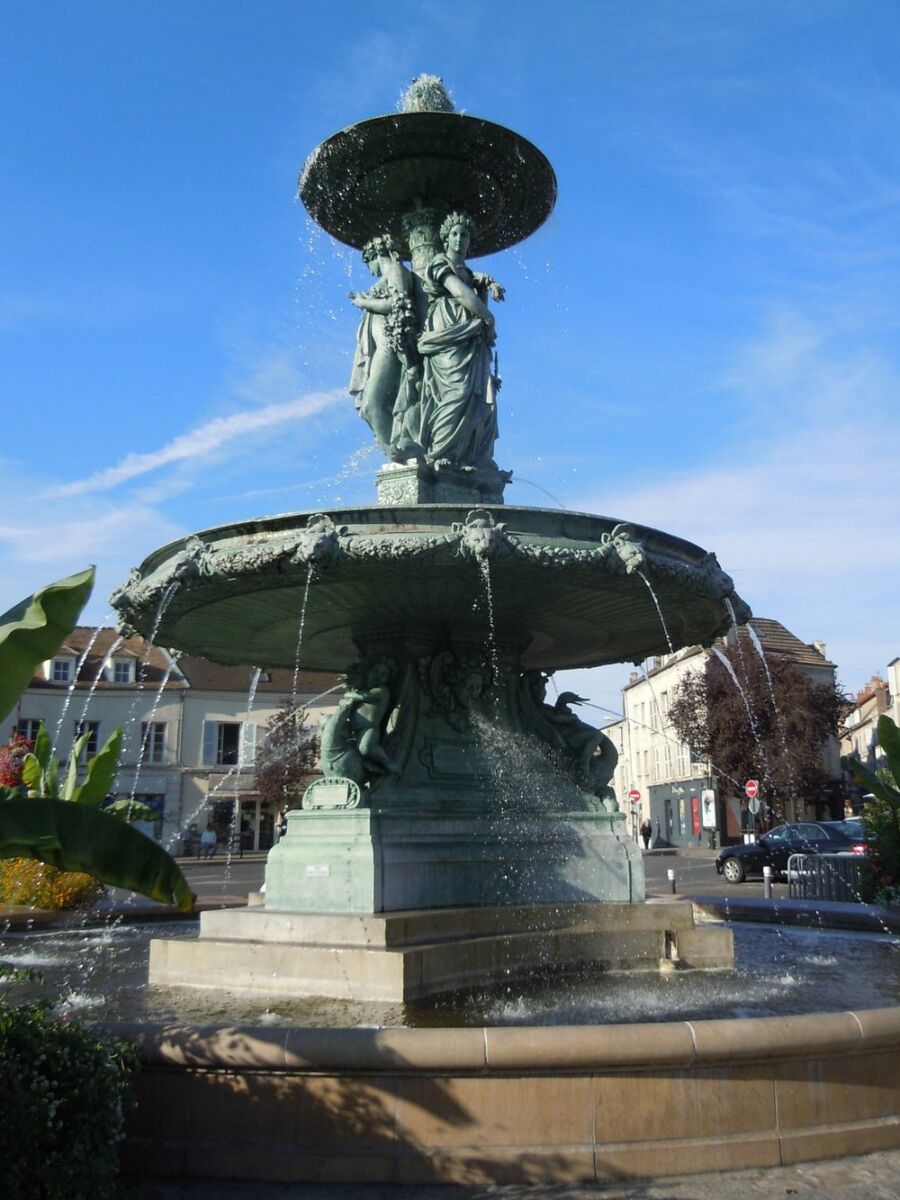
[202,721,217,766]
[240,722,257,766]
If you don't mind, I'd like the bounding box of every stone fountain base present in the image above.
[148,899,733,1002]
[262,808,643,914]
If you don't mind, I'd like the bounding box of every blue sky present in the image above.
[2,1,899,714]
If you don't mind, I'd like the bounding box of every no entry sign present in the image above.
[745,779,759,800]
[628,789,641,803]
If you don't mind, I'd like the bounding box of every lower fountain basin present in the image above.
[5,912,900,1181]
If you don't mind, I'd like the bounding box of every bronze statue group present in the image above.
[348,211,504,471]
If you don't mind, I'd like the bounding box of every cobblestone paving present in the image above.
[121,1147,900,1200]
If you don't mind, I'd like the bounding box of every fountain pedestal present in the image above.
[148,899,733,1002]
[263,809,642,913]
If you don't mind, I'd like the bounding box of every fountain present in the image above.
[106,79,900,1182]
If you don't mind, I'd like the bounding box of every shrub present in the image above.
[0,858,103,910]
[0,980,136,1200]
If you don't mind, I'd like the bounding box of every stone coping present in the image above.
[105,1005,900,1074]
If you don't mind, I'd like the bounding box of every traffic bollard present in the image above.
[763,865,773,899]
[667,868,676,895]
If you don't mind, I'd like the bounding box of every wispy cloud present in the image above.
[46,389,343,498]
[571,309,900,694]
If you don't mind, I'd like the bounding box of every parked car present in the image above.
[716,820,868,884]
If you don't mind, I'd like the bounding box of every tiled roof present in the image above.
[623,616,835,690]
[29,627,340,696]
[176,655,339,697]
[744,618,835,669]
[31,627,182,690]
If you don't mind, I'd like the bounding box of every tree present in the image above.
[668,637,845,823]
[254,698,319,813]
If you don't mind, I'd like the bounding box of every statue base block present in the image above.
[263,808,642,912]
[147,899,733,1002]
[375,460,511,505]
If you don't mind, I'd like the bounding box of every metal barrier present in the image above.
[787,853,864,903]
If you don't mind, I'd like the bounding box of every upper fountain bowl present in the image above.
[110,505,750,672]
[299,110,557,257]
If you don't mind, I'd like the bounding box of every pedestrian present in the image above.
[199,825,217,859]
[276,806,289,842]
[640,817,652,850]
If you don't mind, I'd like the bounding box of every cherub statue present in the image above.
[319,658,401,785]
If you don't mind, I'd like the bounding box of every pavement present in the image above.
[119,1148,900,1199]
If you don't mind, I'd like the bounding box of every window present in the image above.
[17,718,41,743]
[202,721,256,767]
[112,659,135,685]
[74,720,100,758]
[217,724,240,765]
[140,721,166,764]
[52,658,73,684]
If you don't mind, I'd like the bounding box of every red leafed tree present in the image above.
[0,734,32,789]
[668,641,846,821]
[254,700,319,811]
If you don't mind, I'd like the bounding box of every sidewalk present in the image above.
[120,1147,900,1199]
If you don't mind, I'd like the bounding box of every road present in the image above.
[178,850,789,904]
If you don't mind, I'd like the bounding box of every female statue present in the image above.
[415,212,504,469]
[348,235,422,459]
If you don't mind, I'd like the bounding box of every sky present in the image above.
[2,0,899,719]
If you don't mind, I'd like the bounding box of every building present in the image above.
[11,628,340,853]
[840,674,890,773]
[608,618,841,847]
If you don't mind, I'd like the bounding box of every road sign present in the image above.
[745,779,759,800]
[748,796,761,815]
[628,789,641,803]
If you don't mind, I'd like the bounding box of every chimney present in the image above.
[812,640,827,658]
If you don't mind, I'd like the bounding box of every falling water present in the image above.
[291,565,316,703]
[712,647,775,793]
[637,571,675,655]
[73,635,125,732]
[53,618,111,746]
[127,653,181,808]
[478,558,501,689]
[746,621,799,810]
[122,581,182,747]
[223,667,265,876]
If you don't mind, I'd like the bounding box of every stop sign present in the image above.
[745,779,759,800]
[628,788,641,803]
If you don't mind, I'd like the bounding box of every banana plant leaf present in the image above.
[102,798,159,822]
[71,729,123,805]
[0,568,95,724]
[876,715,900,790]
[842,753,900,811]
[0,799,194,911]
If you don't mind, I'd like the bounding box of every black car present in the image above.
[716,820,867,884]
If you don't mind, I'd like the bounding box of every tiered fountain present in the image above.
[112,78,743,1000]
[107,80,900,1185]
